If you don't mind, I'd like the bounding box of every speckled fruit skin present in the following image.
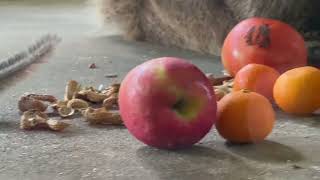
[216,90,275,144]
[233,63,280,101]
[222,17,307,76]
[119,57,217,149]
[273,66,320,115]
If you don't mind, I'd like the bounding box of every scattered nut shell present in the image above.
[82,107,123,125]
[74,90,87,100]
[206,74,233,86]
[64,80,81,101]
[214,85,232,94]
[110,83,121,91]
[51,100,69,109]
[20,110,48,130]
[102,83,121,96]
[18,96,48,112]
[58,106,75,118]
[213,78,234,101]
[86,91,108,103]
[102,112,122,125]
[215,89,227,101]
[103,93,118,109]
[75,86,109,103]
[223,79,234,88]
[67,98,89,110]
[19,80,124,131]
[20,110,70,131]
[46,119,70,131]
[26,94,57,103]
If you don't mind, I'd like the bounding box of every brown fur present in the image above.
[95,0,320,56]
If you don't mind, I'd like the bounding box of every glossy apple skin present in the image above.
[119,57,217,149]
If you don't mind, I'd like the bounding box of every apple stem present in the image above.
[172,98,186,112]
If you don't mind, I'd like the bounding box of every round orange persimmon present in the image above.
[233,64,280,101]
[273,66,320,115]
[216,90,275,143]
[222,17,307,76]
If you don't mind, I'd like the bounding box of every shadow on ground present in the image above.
[225,140,304,163]
[276,110,320,128]
[136,145,259,180]
[0,121,18,132]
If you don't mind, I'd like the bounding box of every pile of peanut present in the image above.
[18,80,122,131]
[206,73,234,101]
[18,74,233,132]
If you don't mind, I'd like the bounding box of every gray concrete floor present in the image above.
[0,1,320,180]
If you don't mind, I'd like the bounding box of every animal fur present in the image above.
[95,0,320,56]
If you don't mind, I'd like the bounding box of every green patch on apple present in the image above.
[172,95,204,121]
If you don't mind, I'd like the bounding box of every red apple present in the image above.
[119,57,217,149]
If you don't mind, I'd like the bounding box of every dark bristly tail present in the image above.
[0,34,61,80]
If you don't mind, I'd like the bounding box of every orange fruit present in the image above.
[216,90,275,143]
[233,64,280,101]
[273,66,320,115]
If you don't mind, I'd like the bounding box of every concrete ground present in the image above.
[0,1,320,180]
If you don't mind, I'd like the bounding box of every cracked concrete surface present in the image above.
[0,1,319,180]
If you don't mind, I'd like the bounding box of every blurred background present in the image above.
[0,0,106,60]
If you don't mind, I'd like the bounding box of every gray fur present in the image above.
[95,0,320,55]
